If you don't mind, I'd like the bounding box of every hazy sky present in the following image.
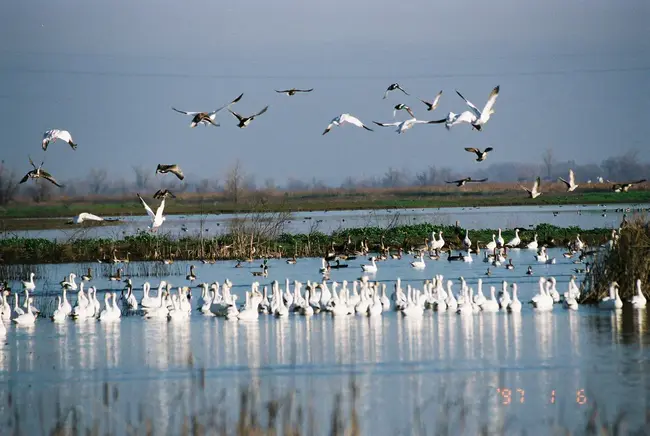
[1,0,649,186]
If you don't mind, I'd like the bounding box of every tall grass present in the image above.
[583,215,650,303]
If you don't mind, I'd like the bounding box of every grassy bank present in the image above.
[0,222,612,265]
[1,185,649,222]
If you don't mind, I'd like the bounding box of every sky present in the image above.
[1,0,649,186]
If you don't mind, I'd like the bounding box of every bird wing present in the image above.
[484,147,494,153]
[340,114,365,128]
[228,109,244,122]
[481,85,500,118]
[421,119,447,124]
[465,147,480,154]
[296,88,314,93]
[172,107,200,116]
[431,90,443,108]
[322,123,334,135]
[138,194,156,219]
[520,185,532,194]
[42,172,64,187]
[455,90,482,118]
[28,155,36,169]
[153,189,163,199]
[569,169,575,186]
[209,93,244,116]
[397,86,410,96]
[170,167,185,180]
[155,198,166,222]
[373,121,401,127]
[469,178,488,183]
[450,111,477,126]
[533,177,541,192]
[558,177,570,187]
[19,172,30,184]
[632,179,647,185]
[56,130,73,143]
[252,105,269,118]
[445,179,463,184]
[405,107,415,118]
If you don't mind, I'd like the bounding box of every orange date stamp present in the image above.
[496,388,587,405]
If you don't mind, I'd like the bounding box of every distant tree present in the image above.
[224,160,245,204]
[0,161,19,206]
[87,169,108,195]
[286,178,310,192]
[340,176,356,190]
[133,165,151,191]
[382,167,406,188]
[28,181,54,203]
[542,148,554,179]
[264,178,276,191]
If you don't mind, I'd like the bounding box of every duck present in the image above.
[229,105,270,128]
[630,279,646,309]
[81,268,93,282]
[526,266,533,276]
[505,259,515,270]
[186,265,197,282]
[109,268,123,281]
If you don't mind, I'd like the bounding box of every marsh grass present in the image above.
[583,215,650,303]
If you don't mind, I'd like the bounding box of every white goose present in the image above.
[42,129,77,150]
[22,272,36,291]
[496,229,505,248]
[463,230,472,249]
[323,114,373,135]
[599,282,622,310]
[373,117,445,134]
[13,298,36,326]
[52,296,67,322]
[505,229,520,248]
[71,213,105,224]
[630,279,647,309]
[526,234,539,250]
[558,169,579,192]
[99,293,117,322]
[410,253,426,270]
[521,177,542,199]
[486,235,497,251]
[454,85,500,131]
[361,257,378,273]
[508,284,522,312]
[137,194,166,230]
[444,111,478,130]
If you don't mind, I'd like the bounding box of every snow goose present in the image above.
[444,111,477,130]
[51,296,67,322]
[630,279,646,309]
[464,147,493,162]
[372,117,446,134]
[521,177,542,199]
[419,90,443,111]
[42,129,77,151]
[481,286,499,312]
[558,169,579,192]
[228,105,269,128]
[383,83,409,99]
[505,229,521,248]
[137,193,166,230]
[323,114,373,135]
[172,93,243,127]
[454,85,500,131]
[275,88,313,96]
[486,235,497,251]
[19,156,64,187]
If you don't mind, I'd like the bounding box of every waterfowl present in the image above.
[464,147,493,162]
[275,88,313,96]
[496,229,505,248]
[444,111,478,130]
[172,93,243,127]
[42,129,77,151]
[508,284,522,312]
[526,266,533,275]
[12,297,36,326]
[361,257,378,273]
[155,164,184,181]
[51,296,67,322]
[419,90,443,111]
[286,255,297,265]
[323,114,373,135]
[19,156,64,187]
[373,117,446,134]
[153,189,176,200]
[558,169,579,192]
[485,268,492,276]
[611,179,646,192]
[505,229,521,248]
[505,259,514,270]
[108,268,123,281]
[630,279,647,309]
[463,230,472,249]
[70,213,104,224]
[252,266,269,277]
[228,105,269,128]
[393,104,415,118]
[186,265,197,282]
[22,272,36,291]
[137,193,166,230]
[526,234,539,250]
[410,253,426,270]
[445,177,488,187]
[454,85,500,131]
[383,83,409,99]
[521,177,542,199]
[60,273,78,290]
[599,282,623,310]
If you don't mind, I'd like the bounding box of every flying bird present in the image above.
[419,90,443,111]
[69,213,105,224]
[393,104,415,118]
[464,147,494,162]
[383,83,409,99]
[445,177,489,187]
[611,179,647,192]
[372,117,446,134]
[444,111,478,130]
[156,164,184,181]
[137,193,166,231]
[454,85,500,131]
[19,156,64,188]
[172,93,243,128]
[153,189,176,200]
[558,169,579,192]
[521,177,542,198]
[275,88,313,96]
[42,129,77,151]
[228,105,269,128]
[322,114,373,135]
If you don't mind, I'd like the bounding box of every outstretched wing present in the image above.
[170,167,185,180]
[295,88,313,93]
[19,172,30,184]
[228,109,244,122]
[172,107,200,116]
[373,121,400,127]
[42,172,64,188]
[137,193,156,219]
[465,147,480,155]
[569,169,575,186]
[155,198,166,222]
[455,90,481,118]
[632,179,647,185]
[484,147,494,153]
[481,85,500,118]
[80,213,104,222]
[209,93,244,116]
[430,90,443,109]
[558,177,570,188]
[322,123,335,135]
[252,105,269,118]
[533,177,541,192]
[470,178,489,183]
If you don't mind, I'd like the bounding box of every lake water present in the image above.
[2,248,650,434]
[7,203,648,241]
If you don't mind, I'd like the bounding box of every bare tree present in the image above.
[28,181,54,203]
[542,148,554,179]
[382,167,405,188]
[416,165,439,186]
[224,160,245,204]
[263,178,276,192]
[88,169,108,195]
[0,160,19,206]
[133,165,151,190]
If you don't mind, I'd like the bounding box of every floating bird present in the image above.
[444,111,478,130]
[323,114,373,135]
[275,88,313,96]
[153,189,176,200]
[383,83,409,99]
[521,177,542,199]
[558,169,579,192]
[393,104,415,118]
[454,85,500,131]
[69,213,104,224]
[611,179,646,192]
[172,93,243,127]
[42,129,77,151]
[464,147,493,162]
[137,193,166,230]
[228,105,269,128]
[419,90,443,111]
[156,164,184,181]
[445,177,489,187]
[373,117,446,134]
[19,156,64,188]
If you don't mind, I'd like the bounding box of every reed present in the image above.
[582,215,650,303]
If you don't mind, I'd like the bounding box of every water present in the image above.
[2,248,650,434]
[7,203,647,241]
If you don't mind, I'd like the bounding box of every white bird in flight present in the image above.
[373,117,446,134]
[521,177,542,199]
[558,169,579,192]
[444,111,478,130]
[42,129,77,151]
[70,213,105,224]
[454,85,500,131]
[137,193,166,230]
[322,114,373,135]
